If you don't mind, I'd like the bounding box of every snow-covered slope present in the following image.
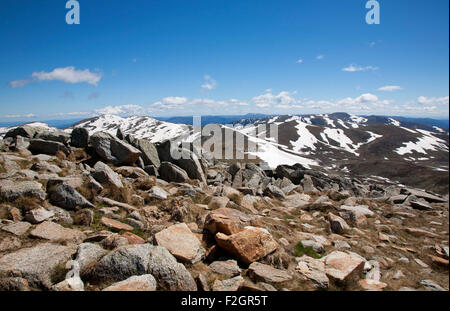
[66,115,191,143]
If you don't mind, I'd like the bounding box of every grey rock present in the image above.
[159,161,189,183]
[89,132,141,166]
[209,260,242,277]
[212,276,244,291]
[126,135,160,168]
[49,184,94,210]
[102,274,157,291]
[1,221,32,236]
[35,130,70,145]
[28,139,70,156]
[149,186,168,200]
[0,243,76,289]
[74,243,108,277]
[93,244,197,291]
[70,127,89,148]
[25,207,55,224]
[420,279,446,291]
[0,180,46,202]
[92,161,124,188]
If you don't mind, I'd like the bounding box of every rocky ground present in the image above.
[0,124,448,291]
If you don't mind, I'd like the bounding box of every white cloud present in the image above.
[369,41,376,47]
[32,67,102,86]
[201,75,217,90]
[9,79,31,88]
[342,64,379,72]
[297,59,303,63]
[316,55,324,60]
[417,96,449,106]
[95,105,145,115]
[378,85,402,92]
[3,113,36,118]
[252,91,298,108]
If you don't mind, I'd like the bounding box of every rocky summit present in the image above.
[0,123,448,292]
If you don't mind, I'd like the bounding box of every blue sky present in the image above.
[0,0,448,121]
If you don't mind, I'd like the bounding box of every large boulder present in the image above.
[70,128,89,148]
[0,180,46,202]
[89,132,141,166]
[93,244,197,291]
[154,223,205,264]
[204,207,256,235]
[158,162,189,183]
[4,125,46,140]
[92,161,124,188]
[0,243,77,289]
[215,227,278,264]
[28,139,70,156]
[126,135,161,168]
[35,130,70,145]
[49,184,94,210]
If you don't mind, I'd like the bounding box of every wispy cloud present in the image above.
[95,104,145,115]
[201,75,217,90]
[417,96,449,106]
[296,58,303,64]
[2,113,36,118]
[342,64,379,72]
[316,55,324,60]
[9,66,102,88]
[378,85,402,92]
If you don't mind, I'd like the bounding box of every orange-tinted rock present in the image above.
[204,207,256,235]
[101,217,134,231]
[215,227,278,264]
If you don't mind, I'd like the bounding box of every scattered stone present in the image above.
[212,276,244,291]
[327,213,350,235]
[149,186,169,200]
[1,221,32,236]
[29,221,86,243]
[248,262,293,284]
[208,196,230,209]
[358,279,387,291]
[103,274,157,291]
[215,227,278,264]
[0,180,45,202]
[101,217,134,232]
[50,184,94,210]
[420,279,445,291]
[323,251,365,284]
[0,235,22,252]
[25,207,55,224]
[204,207,255,235]
[92,161,124,188]
[209,260,242,277]
[0,243,76,289]
[155,223,206,264]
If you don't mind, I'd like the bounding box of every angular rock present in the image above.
[74,243,108,277]
[1,221,32,236]
[115,166,148,179]
[49,184,94,210]
[92,161,124,188]
[90,132,141,166]
[94,244,197,290]
[149,186,169,200]
[0,243,76,289]
[101,217,134,232]
[35,130,70,145]
[208,196,230,209]
[358,279,387,291]
[28,139,70,156]
[25,207,55,224]
[0,180,45,202]
[159,161,189,183]
[295,256,329,290]
[209,260,242,277]
[204,207,255,235]
[126,136,160,168]
[155,223,205,264]
[215,227,278,264]
[263,184,286,200]
[327,213,350,235]
[323,251,365,284]
[103,274,157,291]
[29,221,86,243]
[212,276,244,291]
[248,262,293,284]
[70,128,89,148]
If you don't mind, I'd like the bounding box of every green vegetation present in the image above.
[293,242,322,259]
